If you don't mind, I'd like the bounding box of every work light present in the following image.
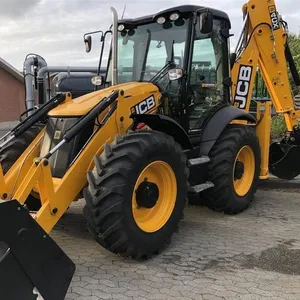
[170,12,180,21]
[156,16,166,24]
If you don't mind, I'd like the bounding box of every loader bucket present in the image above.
[269,142,300,180]
[0,200,75,300]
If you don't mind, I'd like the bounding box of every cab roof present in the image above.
[119,5,231,28]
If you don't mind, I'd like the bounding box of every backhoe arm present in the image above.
[231,0,299,131]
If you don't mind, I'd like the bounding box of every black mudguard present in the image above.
[0,200,75,300]
[131,113,193,149]
[199,105,256,155]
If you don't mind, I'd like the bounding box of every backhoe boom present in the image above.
[232,0,299,130]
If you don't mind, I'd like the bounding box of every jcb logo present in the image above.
[269,5,280,30]
[131,95,156,114]
[234,65,253,109]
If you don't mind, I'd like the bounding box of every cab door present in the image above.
[186,19,229,137]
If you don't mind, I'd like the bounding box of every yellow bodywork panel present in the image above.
[49,82,159,116]
[0,82,161,233]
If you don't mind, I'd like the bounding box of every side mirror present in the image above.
[91,75,103,86]
[230,53,237,69]
[168,68,183,81]
[84,35,92,53]
[199,10,213,34]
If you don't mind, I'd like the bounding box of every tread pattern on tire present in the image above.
[0,125,43,210]
[83,130,189,260]
[202,124,261,214]
[0,125,43,174]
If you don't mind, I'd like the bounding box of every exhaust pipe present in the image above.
[23,56,47,115]
[110,7,118,85]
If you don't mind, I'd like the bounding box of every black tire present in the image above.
[83,130,189,259]
[0,125,43,211]
[202,125,261,214]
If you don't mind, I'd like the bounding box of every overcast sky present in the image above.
[0,0,299,70]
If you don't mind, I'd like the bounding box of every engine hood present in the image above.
[48,82,159,117]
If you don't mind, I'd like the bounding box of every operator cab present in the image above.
[114,6,231,136]
[87,5,231,138]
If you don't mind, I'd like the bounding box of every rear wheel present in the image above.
[202,125,260,214]
[83,130,189,259]
[0,125,43,211]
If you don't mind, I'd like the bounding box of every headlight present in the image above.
[156,16,166,24]
[170,12,180,21]
[118,24,125,31]
[91,76,103,86]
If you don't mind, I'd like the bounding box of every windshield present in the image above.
[115,20,188,83]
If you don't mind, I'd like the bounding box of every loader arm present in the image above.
[0,83,161,299]
[0,83,161,233]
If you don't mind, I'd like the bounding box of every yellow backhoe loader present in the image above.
[0,0,299,298]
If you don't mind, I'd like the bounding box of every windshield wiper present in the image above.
[150,40,175,83]
[149,61,175,84]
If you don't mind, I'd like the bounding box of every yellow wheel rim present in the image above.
[132,161,177,233]
[233,146,255,197]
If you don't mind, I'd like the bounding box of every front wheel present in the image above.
[83,130,189,259]
[202,125,261,214]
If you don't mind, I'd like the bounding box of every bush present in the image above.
[270,114,286,140]
[270,114,300,140]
